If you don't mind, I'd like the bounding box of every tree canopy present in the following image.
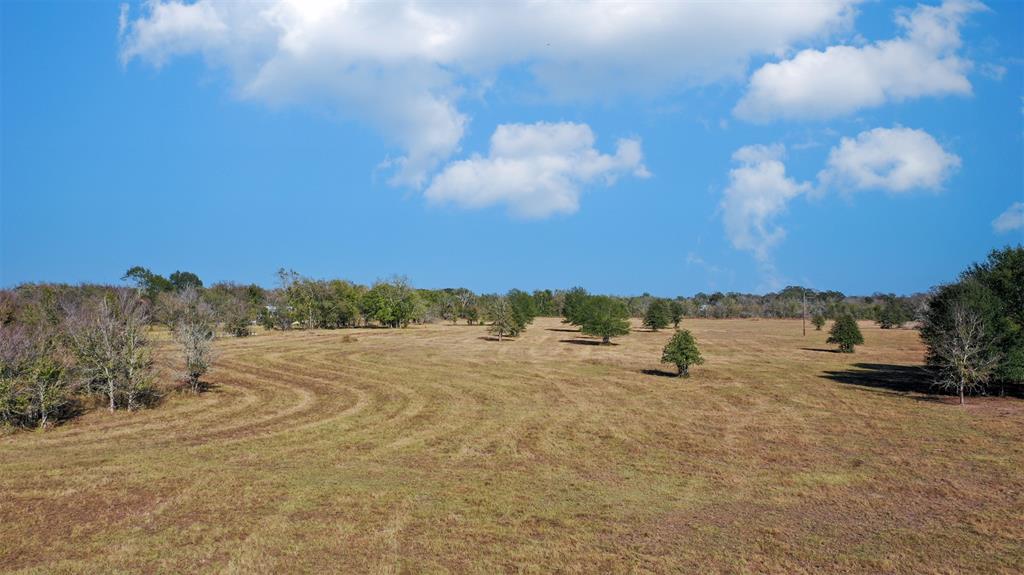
[661,330,704,377]
[578,296,631,344]
[643,299,670,331]
[827,315,864,353]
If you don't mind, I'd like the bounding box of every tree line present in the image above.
[3,247,1018,428]
[116,266,930,334]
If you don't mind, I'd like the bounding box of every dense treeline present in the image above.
[114,265,931,332]
[920,247,1023,402]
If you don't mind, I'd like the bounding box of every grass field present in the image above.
[2,318,1022,573]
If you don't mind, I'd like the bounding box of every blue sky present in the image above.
[1,0,1021,296]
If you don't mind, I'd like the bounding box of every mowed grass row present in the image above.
[1,318,1022,573]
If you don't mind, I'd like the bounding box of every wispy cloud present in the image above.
[992,202,1024,233]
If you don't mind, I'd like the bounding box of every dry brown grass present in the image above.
[2,318,1022,573]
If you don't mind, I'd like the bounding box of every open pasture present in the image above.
[2,318,1022,573]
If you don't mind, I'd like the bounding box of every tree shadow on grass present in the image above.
[641,368,678,378]
[196,380,222,393]
[822,364,1024,401]
[478,336,515,342]
[821,363,939,399]
[560,338,617,346]
[546,327,580,333]
[801,347,842,354]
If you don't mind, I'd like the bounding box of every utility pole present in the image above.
[802,288,807,336]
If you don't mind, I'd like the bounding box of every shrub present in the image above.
[64,291,156,411]
[827,315,864,353]
[0,325,75,428]
[661,330,704,377]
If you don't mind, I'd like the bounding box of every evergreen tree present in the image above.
[643,299,670,331]
[579,296,631,344]
[661,330,704,377]
[827,315,864,353]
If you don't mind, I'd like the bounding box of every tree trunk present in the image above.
[602,335,610,344]
[959,384,965,405]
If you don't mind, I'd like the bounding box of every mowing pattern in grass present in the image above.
[2,318,1022,573]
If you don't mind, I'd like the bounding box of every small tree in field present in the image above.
[172,288,216,393]
[579,296,630,344]
[827,315,864,353]
[644,300,670,331]
[486,297,517,341]
[669,301,685,329]
[811,313,826,331]
[661,330,704,377]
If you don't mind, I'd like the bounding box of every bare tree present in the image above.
[64,290,154,411]
[172,287,217,393]
[931,303,1001,405]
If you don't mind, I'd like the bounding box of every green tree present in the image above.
[485,297,517,341]
[362,277,420,328]
[876,297,910,329]
[579,296,631,344]
[643,299,670,331]
[122,266,173,301]
[169,270,203,291]
[827,315,864,353]
[811,313,826,331]
[669,300,685,329]
[507,289,537,335]
[532,289,559,316]
[962,246,1024,392]
[661,330,704,377]
[561,287,589,326]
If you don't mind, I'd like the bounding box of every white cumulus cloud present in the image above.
[119,0,857,187]
[735,0,986,122]
[993,202,1024,234]
[721,144,811,263]
[818,126,961,192]
[424,122,648,219]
